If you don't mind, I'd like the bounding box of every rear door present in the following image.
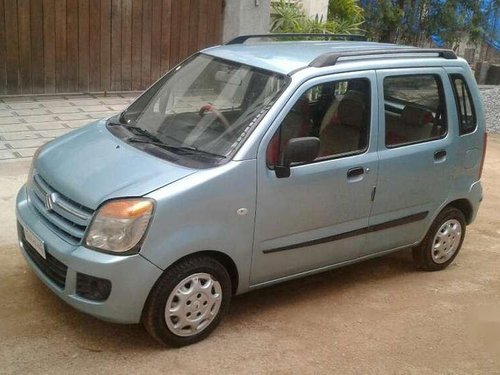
[363,68,456,256]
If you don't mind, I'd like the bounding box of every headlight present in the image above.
[85,198,154,254]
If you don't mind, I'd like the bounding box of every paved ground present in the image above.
[0,93,137,161]
[0,136,499,372]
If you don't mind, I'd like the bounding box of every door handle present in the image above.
[347,167,364,179]
[434,150,447,161]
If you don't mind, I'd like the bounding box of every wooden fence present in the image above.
[0,0,224,95]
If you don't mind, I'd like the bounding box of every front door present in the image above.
[250,71,378,285]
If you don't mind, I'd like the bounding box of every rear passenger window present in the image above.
[266,78,371,167]
[384,74,447,147]
[450,74,477,135]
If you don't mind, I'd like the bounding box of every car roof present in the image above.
[202,41,412,75]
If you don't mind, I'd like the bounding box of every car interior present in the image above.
[267,78,371,167]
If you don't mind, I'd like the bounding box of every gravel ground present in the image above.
[480,85,500,133]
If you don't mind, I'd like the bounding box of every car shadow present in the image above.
[228,249,416,321]
[16,248,416,352]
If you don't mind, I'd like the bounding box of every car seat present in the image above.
[318,90,367,156]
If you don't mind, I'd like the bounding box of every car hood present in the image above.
[35,120,196,210]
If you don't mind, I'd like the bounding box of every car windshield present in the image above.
[114,54,288,162]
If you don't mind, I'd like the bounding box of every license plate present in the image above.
[23,226,46,259]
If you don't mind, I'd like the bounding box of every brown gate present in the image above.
[0,0,224,95]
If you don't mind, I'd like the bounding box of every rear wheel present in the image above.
[412,207,466,271]
[142,256,232,347]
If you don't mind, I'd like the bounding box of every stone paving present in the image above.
[0,93,139,161]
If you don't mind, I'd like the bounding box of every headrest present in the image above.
[337,90,366,127]
[292,95,310,114]
[400,105,434,127]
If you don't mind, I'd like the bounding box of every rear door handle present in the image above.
[434,150,447,161]
[347,167,364,179]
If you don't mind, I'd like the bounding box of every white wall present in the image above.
[223,0,272,43]
[298,0,329,20]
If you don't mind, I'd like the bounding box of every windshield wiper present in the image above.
[108,120,164,143]
[127,137,227,159]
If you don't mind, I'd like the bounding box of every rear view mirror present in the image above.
[275,137,320,178]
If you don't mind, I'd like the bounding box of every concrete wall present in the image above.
[223,0,271,43]
[298,0,329,20]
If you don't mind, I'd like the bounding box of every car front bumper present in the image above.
[16,185,163,324]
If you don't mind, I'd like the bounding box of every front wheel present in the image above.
[142,256,232,347]
[412,207,466,271]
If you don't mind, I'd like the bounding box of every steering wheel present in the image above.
[198,104,231,130]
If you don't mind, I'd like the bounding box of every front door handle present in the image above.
[347,167,364,180]
[434,150,447,161]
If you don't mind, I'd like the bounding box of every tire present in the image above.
[142,256,232,347]
[412,207,466,271]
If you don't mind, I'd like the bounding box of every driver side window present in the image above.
[266,78,371,167]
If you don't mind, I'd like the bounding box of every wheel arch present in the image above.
[164,250,240,295]
[444,198,473,224]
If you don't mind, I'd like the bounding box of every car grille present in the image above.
[29,172,94,244]
[18,222,68,289]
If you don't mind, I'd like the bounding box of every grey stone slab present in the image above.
[67,120,92,128]
[79,105,112,112]
[14,108,50,116]
[107,105,129,111]
[1,97,35,103]
[99,98,134,105]
[37,129,72,138]
[0,110,13,117]
[68,100,105,106]
[6,138,48,149]
[6,102,42,109]
[1,132,40,141]
[0,117,24,125]
[57,113,91,121]
[19,115,58,123]
[64,94,97,99]
[34,95,72,102]
[46,106,82,114]
[40,101,75,108]
[0,150,16,160]
[87,111,116,119]
[15,147,41,158]
[0,124,30,132]
[27,122,67,130]
[0,143,5,149]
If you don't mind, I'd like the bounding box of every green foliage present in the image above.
[362,0,489,47]
[425,0,483,46]
[362,0,403,42]
[270,0,306,33]
[328,0,363,24]
[270,0,363,35]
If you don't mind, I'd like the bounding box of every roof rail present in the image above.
[226,33,367,45]
[309,48,457,67]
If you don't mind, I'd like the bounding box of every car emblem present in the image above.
[45,192,58,211]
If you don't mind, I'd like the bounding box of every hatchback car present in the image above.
[16,34,486,347]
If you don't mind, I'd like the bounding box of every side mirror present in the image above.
[275,137,320,178]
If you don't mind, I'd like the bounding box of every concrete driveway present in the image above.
[0,111,499,374]
[0,93,136,161]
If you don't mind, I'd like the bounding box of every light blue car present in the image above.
[16,34,486,346]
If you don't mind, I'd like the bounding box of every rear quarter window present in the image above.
[450,74,477,135]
